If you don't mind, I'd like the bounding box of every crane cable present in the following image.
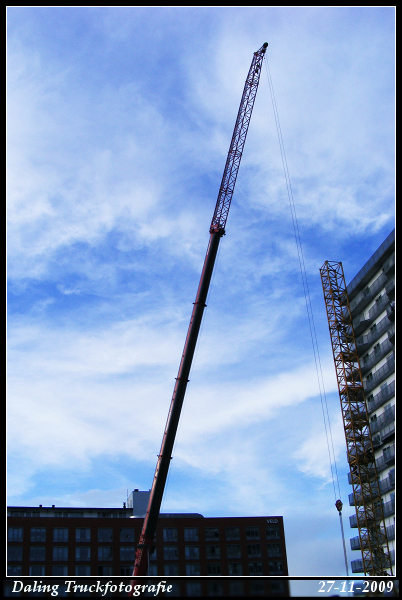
[264,56,349,575]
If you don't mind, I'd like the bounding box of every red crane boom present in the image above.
[129,42,268,587]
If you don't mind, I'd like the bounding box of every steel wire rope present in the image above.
[263,58,343,505]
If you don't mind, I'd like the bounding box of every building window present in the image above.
[7,546,23,561]
[53,565,68,575]
[249,562,263,574]
[31,528,46,542]
[76,547,91,561]
[121,565,133,576]
[267,543,281,557]
[164,564,179,575]
[150,546,157,561]
[98,565,113,575]
[228,562,242,575]
[185,546,200,560]
[269,560,283,574]
[246,526,260,540]
[266,525,280,539]
[98,547,113,561]
[206,545,221,559]
[207,563,221,575]
[53,547,68,561]
[163,527,178,542]
[30,547,46,561]
[98,528,113,542]
[225,526,240,540]
[53,527,68,542]
[227,544,241,559]
[163,546,179,561]
[120,528,135,542]
[184,527,199,542]
[148,564,158,575]
[75,565,91,575]
[7,566,22,576]
[29,565,45,576]
[186,564,201,575]
[247,544,262,557]
[205,527,220,541]
[8,527,23,542]
[76,527,91,542]
[120,547,135,562]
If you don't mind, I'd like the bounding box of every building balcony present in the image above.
[366,379,395,414]
[351,549,395,573]
[369,405,395,435]
[363,357,395,394]
[385,278,395,301]
[353,314,373,337]
[350,525,395,551]
[375,444,395,472]
[349,498,395,527]
[360,338,394,375]
[382,253,395,277]
[379,471,395,496]
[349,486,380,506]
[349,273,387,317]
[386,304,395,322]
[356,315,392,353]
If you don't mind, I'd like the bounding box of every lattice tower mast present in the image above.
[320,260,393,576]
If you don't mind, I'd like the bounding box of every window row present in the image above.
[162,525,280,542]
[8,561,284,577]
[7,546,136,562]
[8,527,135,543]
[154,543,281,561]
[9,524,281,543]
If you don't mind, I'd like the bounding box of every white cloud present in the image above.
[7,6,394,580]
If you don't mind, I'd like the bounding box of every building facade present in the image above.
[7,503,289,596]
[345,229,395,574]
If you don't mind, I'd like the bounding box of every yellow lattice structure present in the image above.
[320,260,392,576]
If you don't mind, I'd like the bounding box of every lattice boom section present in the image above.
[320,261,392,576]
[210,44,267,233]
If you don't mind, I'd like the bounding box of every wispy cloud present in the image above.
[7,6,394,582]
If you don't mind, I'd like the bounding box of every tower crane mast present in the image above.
[129,42,268,586]
[320,261,393,576]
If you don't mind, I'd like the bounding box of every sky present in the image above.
[7,6,395,596]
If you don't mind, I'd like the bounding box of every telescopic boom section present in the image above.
[129,43,267,587]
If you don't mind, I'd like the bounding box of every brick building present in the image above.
[7,504,289,596]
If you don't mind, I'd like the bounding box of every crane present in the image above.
[320,261,393,576]
[128,42,268,587]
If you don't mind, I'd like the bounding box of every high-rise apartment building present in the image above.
[343,230,395,574]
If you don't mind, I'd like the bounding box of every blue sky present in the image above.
[7,6,394,593]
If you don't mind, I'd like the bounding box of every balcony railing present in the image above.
[349,273,387,316]
[370,405,395,435]
[360,338,394,375]
[350,525,395,550]
[356,315,393,353]
[351,549,395,573]
[349,498,395,527]
[367,380,395,413]
[364,357,395,394]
